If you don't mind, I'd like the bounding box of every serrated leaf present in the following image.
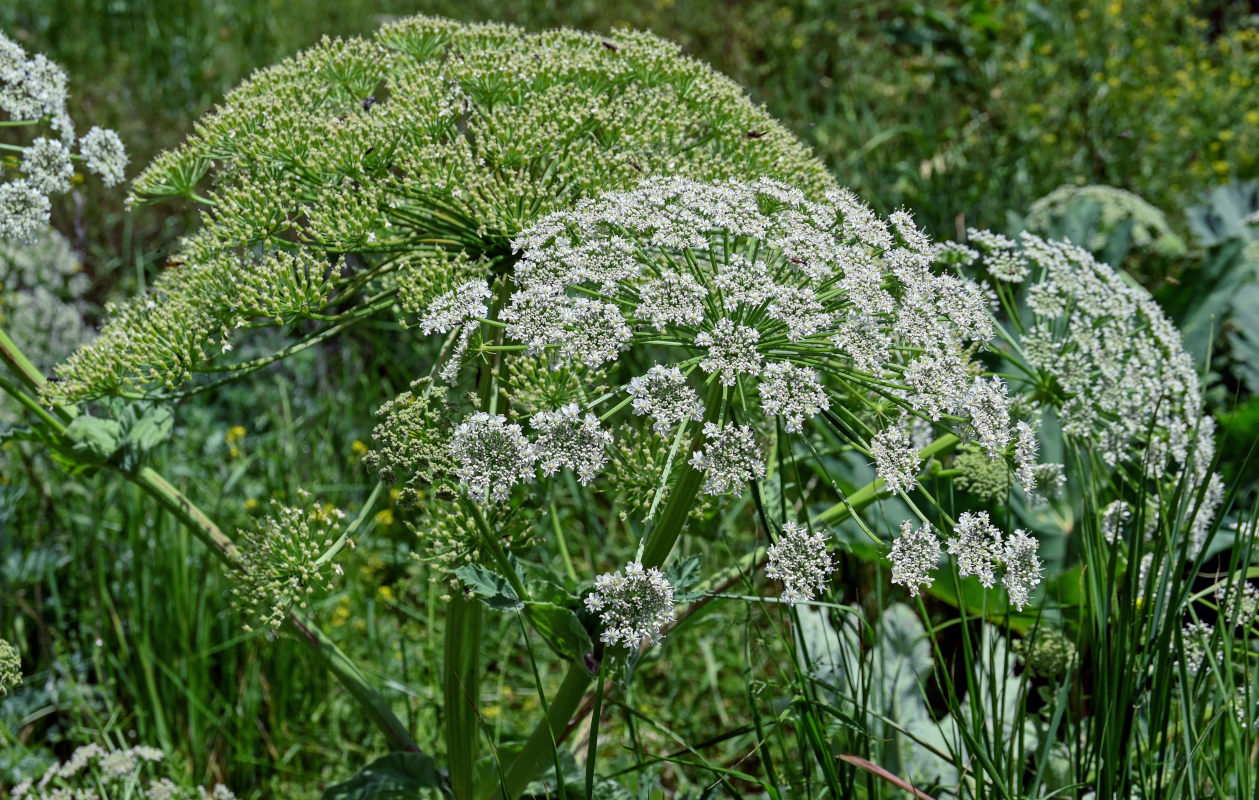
[454,564,521,610]
[320,751,446,800]
[62,415,123,465]
[125,404,174,452]
[524,601,592,661]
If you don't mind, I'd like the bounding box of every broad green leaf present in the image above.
[62,414,123,465]
[125,404,174,452]
[524,601,592,661]
[454,564,521,610]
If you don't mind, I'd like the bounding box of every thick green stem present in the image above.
[481,385,727,800]
[640,380,726,569]
[445,592,484,799]
[0,325,419,753]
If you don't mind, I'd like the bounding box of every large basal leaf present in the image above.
[320,751,448,800]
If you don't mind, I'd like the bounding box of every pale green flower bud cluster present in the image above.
[230,491,348,631]
[51,237,340,398]
[0,637,20,694]
[1014,628,1077,679]
[361,379,459,493]
[952,445,1013,503]
[8,740,235,800]
[1026,184,1186,260]
[0,34,127,242]
[584,560,675,649]
[56,14,833,401]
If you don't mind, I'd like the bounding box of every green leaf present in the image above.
[320,752,447,800]
[62,414,123,465]
[125,404,174,453]
[524,602,592,661]
[454,564,521,610]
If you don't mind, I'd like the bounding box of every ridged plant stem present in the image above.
[0,325,419,753]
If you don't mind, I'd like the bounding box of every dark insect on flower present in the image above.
[746,130,766,138]
[601,41,618,51]
[789,256,806,265]
[628,160,643,172]
[361,96,376,111]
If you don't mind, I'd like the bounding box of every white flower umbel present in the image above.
[626,365,703,434]
[1002,529,1043,610]
[766,522,834,605]
[21,137,73,194]
[584,560,675,649]
[871,419,921,495]
[420,278,490,335]
[449,412,537,504]
[948,511,1003,588]
[531,404,611,485]
[758,362,829,433]
[690,422,766,495]
[695,318,763,386]
[507,177,1010,452]
[636,270,708,330]
[0,180,51,242]
[79,125,128,186]
[963,376,1011,457]
[888,520,939,597]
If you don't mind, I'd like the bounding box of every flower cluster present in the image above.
[0,34,127,242]
[498,176,1030,497]
[961,231,1222,557]
[887,521,939,597]
[448,408,612,503]
[53,16,833,401]
[8,741,235,800]
[584,561,675,649]
[889,511,1042,609]
[229,492,348,631]
[765,522,835,605]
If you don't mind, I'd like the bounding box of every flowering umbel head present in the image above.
[495,177,1030,499]
[0,34,126,243]
[53,16,834,401]
[584,561,676,649]
[765,522,835,605]
[960,231,1220,558]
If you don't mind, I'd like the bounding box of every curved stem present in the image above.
[0,324,419,753]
